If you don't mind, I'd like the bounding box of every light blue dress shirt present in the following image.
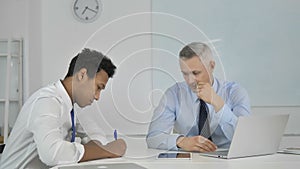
[146,77,251,150]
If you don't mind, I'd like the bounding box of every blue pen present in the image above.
[114,129,118,140]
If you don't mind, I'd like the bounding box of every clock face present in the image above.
[73,0,102,23]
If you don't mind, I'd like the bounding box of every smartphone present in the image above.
[157,152,191,159]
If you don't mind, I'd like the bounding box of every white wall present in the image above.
[0,1,27,38]
[26,0,42,98]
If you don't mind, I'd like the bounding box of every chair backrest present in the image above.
[0,144,5,154]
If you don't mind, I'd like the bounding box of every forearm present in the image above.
[147,132,181,150]
[211,94,225,112]
[80,139,126,162]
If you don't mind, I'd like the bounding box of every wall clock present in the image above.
[73,0,102,23]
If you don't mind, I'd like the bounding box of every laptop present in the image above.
[199,114,289,159]
[58,163,147,169]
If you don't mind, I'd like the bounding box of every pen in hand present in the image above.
[114,129,118,140]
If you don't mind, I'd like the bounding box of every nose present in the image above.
[95,91,101,101]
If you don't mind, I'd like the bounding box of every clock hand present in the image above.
[82,6,88,15]
[86,7,97,14]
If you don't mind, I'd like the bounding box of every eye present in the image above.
[192,71,201,76]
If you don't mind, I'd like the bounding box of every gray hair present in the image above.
[179,42,214,67]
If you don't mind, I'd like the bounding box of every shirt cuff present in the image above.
[168,134,183,151]
[73,142,85,163]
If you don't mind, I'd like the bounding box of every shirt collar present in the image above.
[212,77,218,92]
[55,80,73,111]
[192,91,199,103]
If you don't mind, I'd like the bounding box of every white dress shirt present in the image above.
[146,77,251,150]
[0,80,106,169]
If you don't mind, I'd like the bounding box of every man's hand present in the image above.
[103,139,127,157]
[196,82,224,112]
[176,136,217,152]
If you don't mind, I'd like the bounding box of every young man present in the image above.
[0,49,126,168]
[147,42,251,152]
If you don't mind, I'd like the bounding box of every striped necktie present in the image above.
[70,109,75,142]
[198,99,212,140]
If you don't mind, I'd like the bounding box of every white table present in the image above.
[51,136,300,169]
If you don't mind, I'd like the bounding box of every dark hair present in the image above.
[65,48,116,79]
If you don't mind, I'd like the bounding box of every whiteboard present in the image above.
[151,0,300,106]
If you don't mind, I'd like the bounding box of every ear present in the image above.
[209,61,215,71]
[77,68,87,81]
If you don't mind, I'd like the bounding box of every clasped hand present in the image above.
[196,82,224,112]
[176,136,217,152]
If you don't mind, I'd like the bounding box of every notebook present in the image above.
[58,163,147,169]
[199,114,289,159]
